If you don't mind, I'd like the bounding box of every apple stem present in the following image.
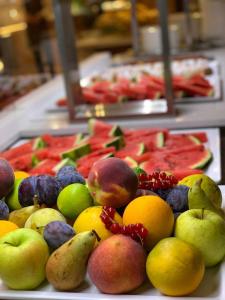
[201,208,205,219]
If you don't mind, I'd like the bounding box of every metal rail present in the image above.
[53,0,83,121]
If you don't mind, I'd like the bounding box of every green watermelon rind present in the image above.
[74,133,85,145]
[61,143,91,161]
[31,154,40,167]
[190,149,212,169]
[156,132,165,148]
[188,135,202,145]
[104,136,125,150]
[137,143,145,155]
[32,137,46,150]
[109,125,123,137]
[88,118,123,137]
[123,156,138,168]
[53,158,76,173]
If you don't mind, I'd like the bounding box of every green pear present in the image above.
[9,204,40,228]
[188,179,225,218]
[46,230,97,291]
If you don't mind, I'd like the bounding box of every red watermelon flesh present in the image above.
[125,132,164,150]
[9,153,34,172]
[0,142,33,161]
[164,134,201,149]
[29,159,59,176]
[76,147,115,167]
[115,143,144,159]
[187,132,208,143]
[172,169,203,181]
[41,134,76,148]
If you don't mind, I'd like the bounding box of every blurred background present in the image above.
[0,0,225,109]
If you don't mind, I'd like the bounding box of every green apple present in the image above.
[25,208,66,234]
[0,228,49,290]
[175,209,225,267]
[6,178,23,210]
[57,183,93,219]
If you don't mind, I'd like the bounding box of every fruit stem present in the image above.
[201,208,205,219]
[33,194,39,207]
[92,230,101,242]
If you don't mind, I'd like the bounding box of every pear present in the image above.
[9,204,40,227]
[46,230,97,291]
[188,179,225,218]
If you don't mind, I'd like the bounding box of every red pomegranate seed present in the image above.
[110,223,121,234]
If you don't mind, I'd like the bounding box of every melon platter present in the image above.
[0,119,212,181]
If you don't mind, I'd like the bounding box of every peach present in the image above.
[0,159,15,199]
[87,157,138,208]
[87,234,147,294]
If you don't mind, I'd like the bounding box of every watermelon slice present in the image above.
[62,143,91,161]
[29,159,60,176]
[115,143,145,159]
[88,119,123,137]
[123,156,138,168]
[125,132,165,150]
[164,134,201,149]
[32,137,46,150]
[104,136,124,150]
[41,134,78,148]
[172,169,203,181]
[0,142,33,161]
[52,158,76,173]
[9,153,35,172]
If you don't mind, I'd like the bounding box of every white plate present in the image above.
[0,188,225,300]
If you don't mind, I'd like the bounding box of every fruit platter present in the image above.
[56,57,221,108]
[0,136,224,300]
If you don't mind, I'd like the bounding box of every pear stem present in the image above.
[201,208,205,219]
[92,230,101,242]
[33,195,39,207]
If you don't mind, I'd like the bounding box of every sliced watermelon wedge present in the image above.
[123,156,138,168]
[29,159,60,176]
[172,169,203,181]
[115,143,145,159]
[164,134,201,149]
[88,118,123,137]
[0,142,33,161]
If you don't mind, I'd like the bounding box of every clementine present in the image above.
[0,220,18,238]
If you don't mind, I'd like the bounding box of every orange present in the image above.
[146,237,205,296]
[123,195,174,250]
[73,206,122,243]
[0,221,18,238]
[14,171,29,180]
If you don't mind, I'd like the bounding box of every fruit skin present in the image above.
[73,206,122,243]
[0,220,18,237]
[0,228,49,290]
[46,230,96,291]
[0,200,9,220]
[25,208,66,235]
[43,221,75,250]
[87,234,147,294]
[166,185,189,212]
[188,179,224,218]
[146,237,205,296]
[175,209,225,267]
[87,157,138,208]
[0,158,15,198]
[18,175,61,207]
[6,178,23,211]
[123,195,174,250]
[179,174,222,207]
[57,183,93,219]
[56,166,85,189]
[9,204,40,228]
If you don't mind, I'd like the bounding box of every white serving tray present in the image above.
[0,188,224,300]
